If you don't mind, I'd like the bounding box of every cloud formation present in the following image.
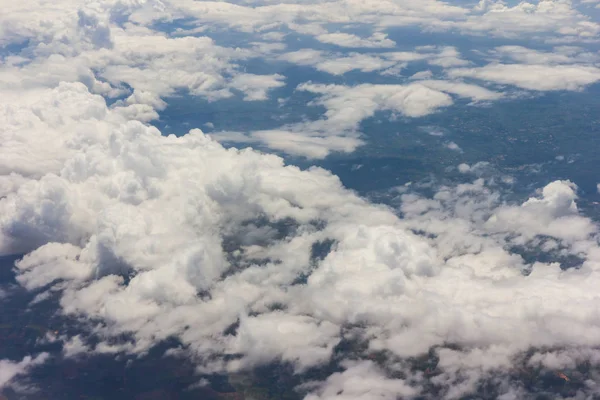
[213,80,501,158]
[2,0,600,398]
[0,354,49,390]
[3,80,600,398]
[449,64,600,91]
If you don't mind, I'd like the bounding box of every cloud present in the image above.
[2,0,600,399]
[449,64,600,91]
[5,82,600,400]
[445,141,462,151]
[424,46,471,67]
[137,0,600,45]
[456,0,600,41]
[410,70,434,80]
[298,80,498,124]
[0,7,286,108]
[490,45,600,65]
[305,361,419,400]
[278,50,398,76]
[486,180,596,244]
[213,79,499,158]
[277,47,470,76]
[251,130,364,158]
[229,73,285,100]
[0,354,49,390]
[315,32,396,48]
[210,129,364,158]
[227,312,341,372]
[298,82,452,122]
[311,53,397,75]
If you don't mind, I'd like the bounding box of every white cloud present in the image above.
[227,312,341,372]
[313,53,397,75]
[229,73,285,100]
[299,80,499,124]
[456,0,600,41]
[417,79,502,101]
[315,32,396,48]
[279,50,397,75]
[277,47,469,77]
[250,130,364,158]
[305,361,419,400]
[0,354,49,390]
[213,80,498,158]
[410,70,434,80]
[2,0,600,398]
[445,141,462,151]
[5,73,600,400]
[491,45,600,65]
[449,63,600,91]
[116,0,600,45]
[278,49,324,65]
[486,180,596,244]
[0,8,286,108]
[425,46,471,67]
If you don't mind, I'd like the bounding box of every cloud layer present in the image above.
[3,81,600,398]
[1,0,600,398]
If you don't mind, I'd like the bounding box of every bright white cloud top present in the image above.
[1,0,600,398]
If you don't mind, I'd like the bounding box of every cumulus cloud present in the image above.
[457,0,600,41]
[146,0,600,44]
[229,73,286,100]
[212,80,499,158]
[277,47,469,76]
[0,354,49,390]
[4,80,600,399]
[305,361,418,400]
[486,180,596,244]
[298,80,499,123]
[300,53,397,75]
[449,64,600,91]
[445,141,462,151]
[0,4,287,109]
[315,32,396,48]
[3,0,600,399]
[490,45,600,65]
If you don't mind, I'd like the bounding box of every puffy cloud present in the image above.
[298,82,452,122]
[3,0,600,399]
[5,81,600,400]
[298,81,498,124]
[449,64,600,91]
[136,0,600,47]
[486,180,597,244]
[490,45,600,65]
[457,0,600,41]
[424,46,471,67]
[210,129,365,159]
[0,4,286,109]
[247,130,364,159]
[304,53,397,76]
[315,32,396,48]
[0,354,49,390]
[305,361,419,400]
[212,80,499,158]
[227,312,341,372]
[277,47,470,76]
[212,78,499,158]
[228,73,285,100]
[445,141,462,151]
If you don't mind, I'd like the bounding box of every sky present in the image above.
[1,0,600,398]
